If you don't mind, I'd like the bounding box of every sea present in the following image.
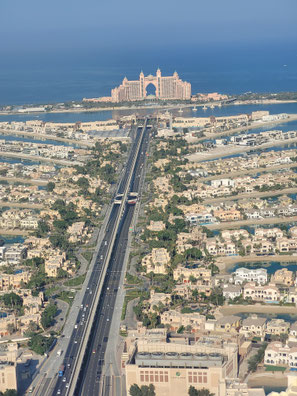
[0,42,297,107]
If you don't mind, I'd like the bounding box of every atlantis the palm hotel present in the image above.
[111,69,191,102]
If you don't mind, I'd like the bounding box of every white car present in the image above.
[57,391,61,395]
[66,384,69,388]
[62,377,66,382]
[74,324,78,329]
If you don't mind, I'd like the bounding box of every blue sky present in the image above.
[1,0,297,51]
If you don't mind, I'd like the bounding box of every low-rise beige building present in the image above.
[0,271,30,291]
[0,362,17,393]
[243,282,280,302]
[239,315,267,338]
[173,266,211,284]
[67,221,86,243]
[160,310,206,333]
[141,248,170,275]
[147,221,166,232]
[266,319,290,335]
[124,337,238,396]
[271,268,295,286]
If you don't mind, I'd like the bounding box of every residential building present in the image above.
[222,284,242,300]
[287,287,297,304]
[266,319,290,335]
[264,342,297,368]
[149,290,171,312]
[233,268,267,285]
[214,316,241,333]
[289,322,297,342]
[160,310,206,333]
[254,228,284,239]
[213,209,242,222]
[147,221,166,232]
[240,315,267,338]
[67,221,86,243]
[220,379,265,396]
[173,282,212,299]
[0,271,30,291]
[141,248,170,275]
[271,268,295,286]
[185,212,215,225]
[221,230,249,240]
[243,282,280,302]
[173,266,211,285]
[206,240,237,256]
[4,244,27,263]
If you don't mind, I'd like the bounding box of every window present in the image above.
[188,371,207,384]
[140,370,168,383]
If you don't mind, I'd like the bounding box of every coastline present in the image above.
[1,99,297,117]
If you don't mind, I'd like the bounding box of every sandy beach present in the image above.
[203,187,297,205]
[0,229,30,236]
[0,151,82,166]
[0,177,48,186]
[0,201,44,209]
[0,128,93,147]
[206,215,297,231]
[199,162,297,182]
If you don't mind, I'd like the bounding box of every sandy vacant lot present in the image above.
[220,304,297,316]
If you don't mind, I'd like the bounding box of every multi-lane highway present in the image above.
[76,122,151,396]
[46,119,151,396]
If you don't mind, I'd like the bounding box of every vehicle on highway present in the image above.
[58,365,65,377]
[127,198,137,205]
[57,390,61,395]
[62,377,66,382]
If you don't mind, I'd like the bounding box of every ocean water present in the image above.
[0,43,296,106]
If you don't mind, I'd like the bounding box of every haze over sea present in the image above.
[1,42,297,107]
